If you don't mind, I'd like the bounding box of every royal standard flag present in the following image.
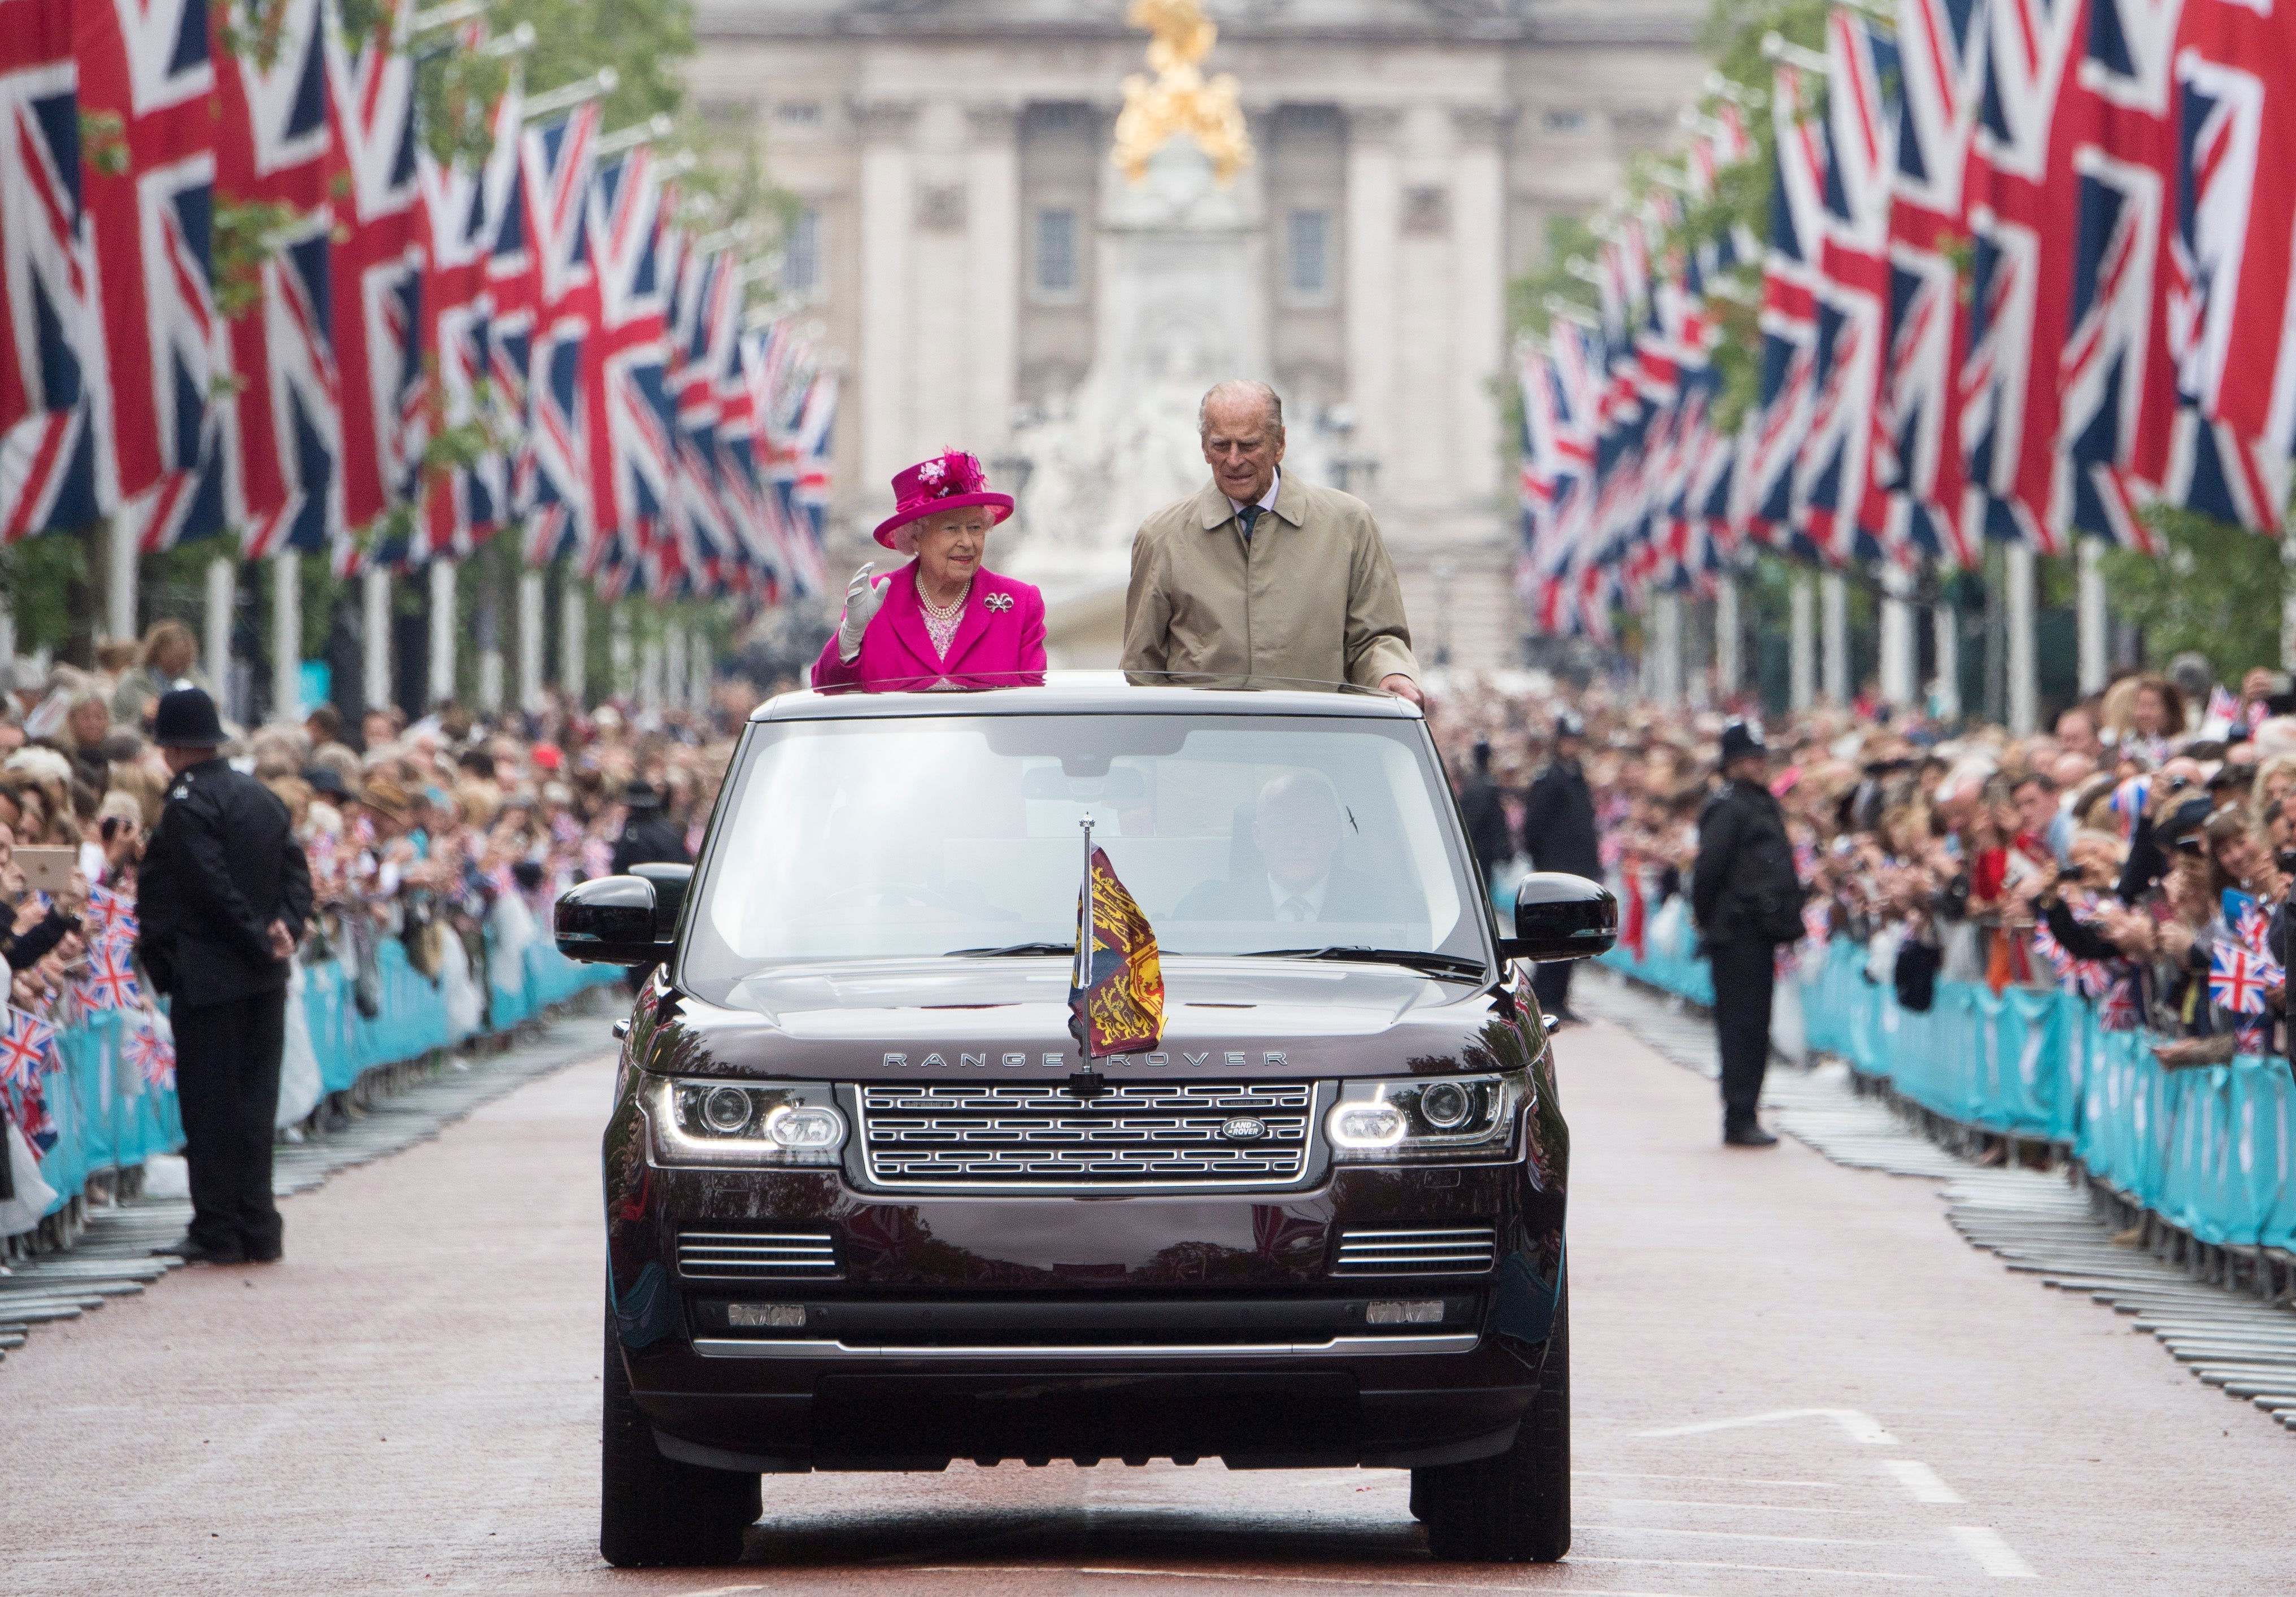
[1070,846,1165,1058]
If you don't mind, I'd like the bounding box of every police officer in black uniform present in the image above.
[1520,713,1602,1026]
[1691,720,1803,1147]
[138,689,312,1263]
[611,780,690,876]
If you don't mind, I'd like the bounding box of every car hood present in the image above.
[643,956,1541,1082]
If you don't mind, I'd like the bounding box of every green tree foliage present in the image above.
[2101,509,2288,678]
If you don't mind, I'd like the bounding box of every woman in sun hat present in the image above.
[812,451,1047,691]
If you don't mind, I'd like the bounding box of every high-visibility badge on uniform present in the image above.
[1069,845,1165,1057]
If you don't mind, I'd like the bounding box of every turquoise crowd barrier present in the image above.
[1600,922,2296,1253]
[16,926,620,1225]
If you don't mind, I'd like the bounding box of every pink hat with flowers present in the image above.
[872,451,1014,552]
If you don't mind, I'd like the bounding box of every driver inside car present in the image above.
[1176,771,1404,924]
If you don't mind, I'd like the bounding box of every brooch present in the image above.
[984,592,1014,613]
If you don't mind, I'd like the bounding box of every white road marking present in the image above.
[1587,1495,1898,1515]
[1639,1407,1899,1445]
[1578,1525,1889,1546]
[893,1568,1697,1596]
[1950,1525,2038,1578]
[1570,1554,1935,1580]
[1579,1469,1850,1489]
[1882,1460,1964,1504]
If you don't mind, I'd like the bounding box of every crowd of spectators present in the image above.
[1,619,750,1183]
[1431,657,2296,1069]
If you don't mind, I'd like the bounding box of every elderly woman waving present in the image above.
[812,452,1048,691]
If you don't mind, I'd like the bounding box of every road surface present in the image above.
[5,1010,2291,1595]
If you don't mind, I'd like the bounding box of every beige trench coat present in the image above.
[1121,474,1418,692]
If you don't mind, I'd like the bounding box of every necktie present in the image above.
[1282,895,1314,922]
[1238,503,1263,542]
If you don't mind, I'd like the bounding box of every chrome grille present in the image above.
[677,1231,840,1280]
[1332,1225,1498,1276]
[856,1080,1317,1189]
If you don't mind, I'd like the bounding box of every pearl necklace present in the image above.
[920,577,973,661]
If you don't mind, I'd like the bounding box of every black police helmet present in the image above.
[153,687,226,749]
[1719,719,1768,767]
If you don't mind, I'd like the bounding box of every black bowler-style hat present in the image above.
[1718,719,1768,766]
[153,687,226,749]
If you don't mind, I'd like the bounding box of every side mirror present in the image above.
[629,862,694,940]
[556,875,674,966]
[1500,872,1618,963]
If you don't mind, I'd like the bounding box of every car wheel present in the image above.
[1415,1275,1569,1563]
[600,1305,760,1568]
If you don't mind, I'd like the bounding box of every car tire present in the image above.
[600,1307,761,1568]
[1414,1276,1569,1563]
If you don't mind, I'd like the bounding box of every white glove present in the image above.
[838,563,888,663]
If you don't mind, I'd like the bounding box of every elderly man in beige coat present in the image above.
[1122,379,1422,704]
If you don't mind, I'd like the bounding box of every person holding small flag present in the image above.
[137,689,312,1266]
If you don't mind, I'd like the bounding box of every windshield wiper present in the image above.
[1244,946,1489,982]
[946,942,1077,957]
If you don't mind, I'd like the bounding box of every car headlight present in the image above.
[1325,1074,1526,1163]
[643,1076,848,1166]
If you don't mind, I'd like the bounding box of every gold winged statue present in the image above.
[1110,0,1253,186]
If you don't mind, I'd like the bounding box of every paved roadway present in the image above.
[6,1013,2294,1596]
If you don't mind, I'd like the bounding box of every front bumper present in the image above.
[604,1122,1563,1472]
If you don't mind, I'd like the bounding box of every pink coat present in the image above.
[811,562,1048,691]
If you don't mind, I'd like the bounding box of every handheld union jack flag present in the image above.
[0,1005,58,1087]
[78,936,141,1012]
[2208,941,2277,1015]
[84,883,136,943]
[126,1015,174,1089]
[1,0,105,543]
[2101,974,2144,1032]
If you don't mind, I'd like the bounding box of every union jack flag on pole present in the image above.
[0,0,104,543]
[211,0,339,560]
[519,104,600,566]
[76,0,226,551]
[323,0,422,569]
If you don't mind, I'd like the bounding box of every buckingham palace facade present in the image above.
[686,0,1706,669]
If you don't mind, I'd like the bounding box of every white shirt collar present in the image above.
[1226,467,1282,520]
[1268,869,1328,920]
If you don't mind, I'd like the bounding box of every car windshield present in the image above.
[681,712,1484,987]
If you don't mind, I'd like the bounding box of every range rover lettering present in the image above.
[558,676,1616,1567]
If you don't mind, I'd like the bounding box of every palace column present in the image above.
[964,104,1021,460]
[855,101,919,494]
[1343,106,1402,482]
[1448,107,1509,503]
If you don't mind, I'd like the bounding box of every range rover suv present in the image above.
[557,676,1615,1568]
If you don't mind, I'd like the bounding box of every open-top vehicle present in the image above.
[557,675,1617,1565]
